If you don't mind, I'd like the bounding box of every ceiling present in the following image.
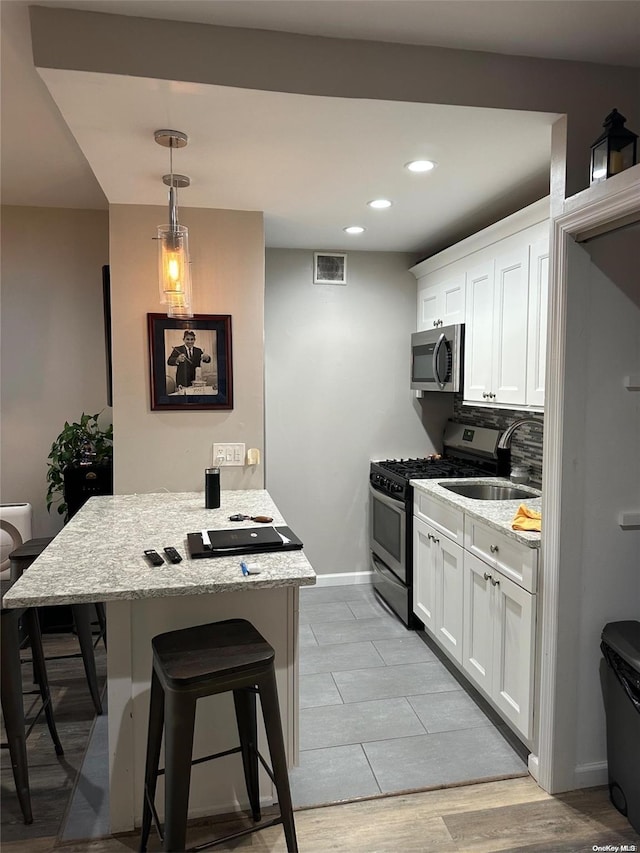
[2,1,639,255]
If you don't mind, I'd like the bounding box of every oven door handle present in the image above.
[369,482,406,509]
[371,553,407,590]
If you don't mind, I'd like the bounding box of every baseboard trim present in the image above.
[574,760,608,789]
[312,571,373,587]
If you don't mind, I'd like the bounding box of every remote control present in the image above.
[163,547,182,564]
[143,549,164,566]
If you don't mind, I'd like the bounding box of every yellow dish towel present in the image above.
[512,504,542,532]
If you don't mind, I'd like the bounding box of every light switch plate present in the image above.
[212,443,246,466]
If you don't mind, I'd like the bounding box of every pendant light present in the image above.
[154,129,193,318]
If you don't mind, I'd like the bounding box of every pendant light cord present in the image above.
[169,140,177,231]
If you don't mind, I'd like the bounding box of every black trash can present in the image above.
[600,620,640,833]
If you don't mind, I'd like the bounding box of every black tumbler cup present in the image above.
[205,467,221,508]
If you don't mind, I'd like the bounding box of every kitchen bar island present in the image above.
[3,490,316,833]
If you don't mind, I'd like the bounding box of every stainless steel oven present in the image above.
[369,483,406,583]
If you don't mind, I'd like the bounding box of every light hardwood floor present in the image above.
[2,776,639,852]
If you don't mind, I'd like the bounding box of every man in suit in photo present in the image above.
[167,329,211,387]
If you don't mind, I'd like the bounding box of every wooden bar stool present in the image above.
[1,578,64,824]
[10,538,104,715]
[139,619,298,853]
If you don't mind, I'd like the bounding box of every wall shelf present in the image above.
[564,164,640,243]
[624,375,640,391]
[619,512,640,530]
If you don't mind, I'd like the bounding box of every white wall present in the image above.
[559,229,640,786]
[265,248,453,578]
[109,204,265,495]
[0,205,109,536]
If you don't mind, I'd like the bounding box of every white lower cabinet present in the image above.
[413,517,464,664]
[413,493,538,742]
[463,551,536,740]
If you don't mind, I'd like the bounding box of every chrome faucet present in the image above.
[498,418,543,450]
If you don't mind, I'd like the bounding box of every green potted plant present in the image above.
[46,412,113,520]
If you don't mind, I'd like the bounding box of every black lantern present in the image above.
[590,108,638,186]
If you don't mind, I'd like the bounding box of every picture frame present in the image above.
[313,252,347,285]
[148,313,233,411]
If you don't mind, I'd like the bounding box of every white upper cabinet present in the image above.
[417,271,465,330]
[464,260,495,402]
[526,237,550,407]
[411,198,550,410]
[493,245,530,405]
[465,243,530,406]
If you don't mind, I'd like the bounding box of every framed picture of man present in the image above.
[147,314,233,411]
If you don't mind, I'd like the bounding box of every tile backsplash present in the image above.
[453,397,544,488]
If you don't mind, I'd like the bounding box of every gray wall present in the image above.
[0,206,109,536]
[265,248,453,578]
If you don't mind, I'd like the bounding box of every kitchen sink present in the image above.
[440,482,536,501]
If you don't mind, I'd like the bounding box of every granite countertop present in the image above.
[410,477,542,548]
[3,490,316,608]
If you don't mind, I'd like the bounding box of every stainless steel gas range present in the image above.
[369,421,509,628]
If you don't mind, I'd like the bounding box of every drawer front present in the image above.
[413,492,464,544]
[464,517,537,593]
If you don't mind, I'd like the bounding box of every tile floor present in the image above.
[289,583,527,808]
[59,583,527,838]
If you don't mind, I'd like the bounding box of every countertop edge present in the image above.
[410,477,542,548]
[4,574,317,609]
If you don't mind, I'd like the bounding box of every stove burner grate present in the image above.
[376,456,489,480]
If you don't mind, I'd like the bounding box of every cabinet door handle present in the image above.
[490,576,500,587]
[433,536,440,544]
[427,533,433,541]
[490,392,496,399]
[483,571,492,581]
[482,392,488,399]
[490,544,499,553]
[433,320,438,327]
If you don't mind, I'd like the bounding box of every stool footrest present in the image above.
[157,745,245,777]
[190,816,285,852]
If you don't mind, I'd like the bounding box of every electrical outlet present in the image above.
[212,443,246,466]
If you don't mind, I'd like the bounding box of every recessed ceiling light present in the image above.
[368,199,392,209]
[344,225,365,234]
[405,160,437,173]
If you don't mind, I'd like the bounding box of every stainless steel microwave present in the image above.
[411,324,464,392]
